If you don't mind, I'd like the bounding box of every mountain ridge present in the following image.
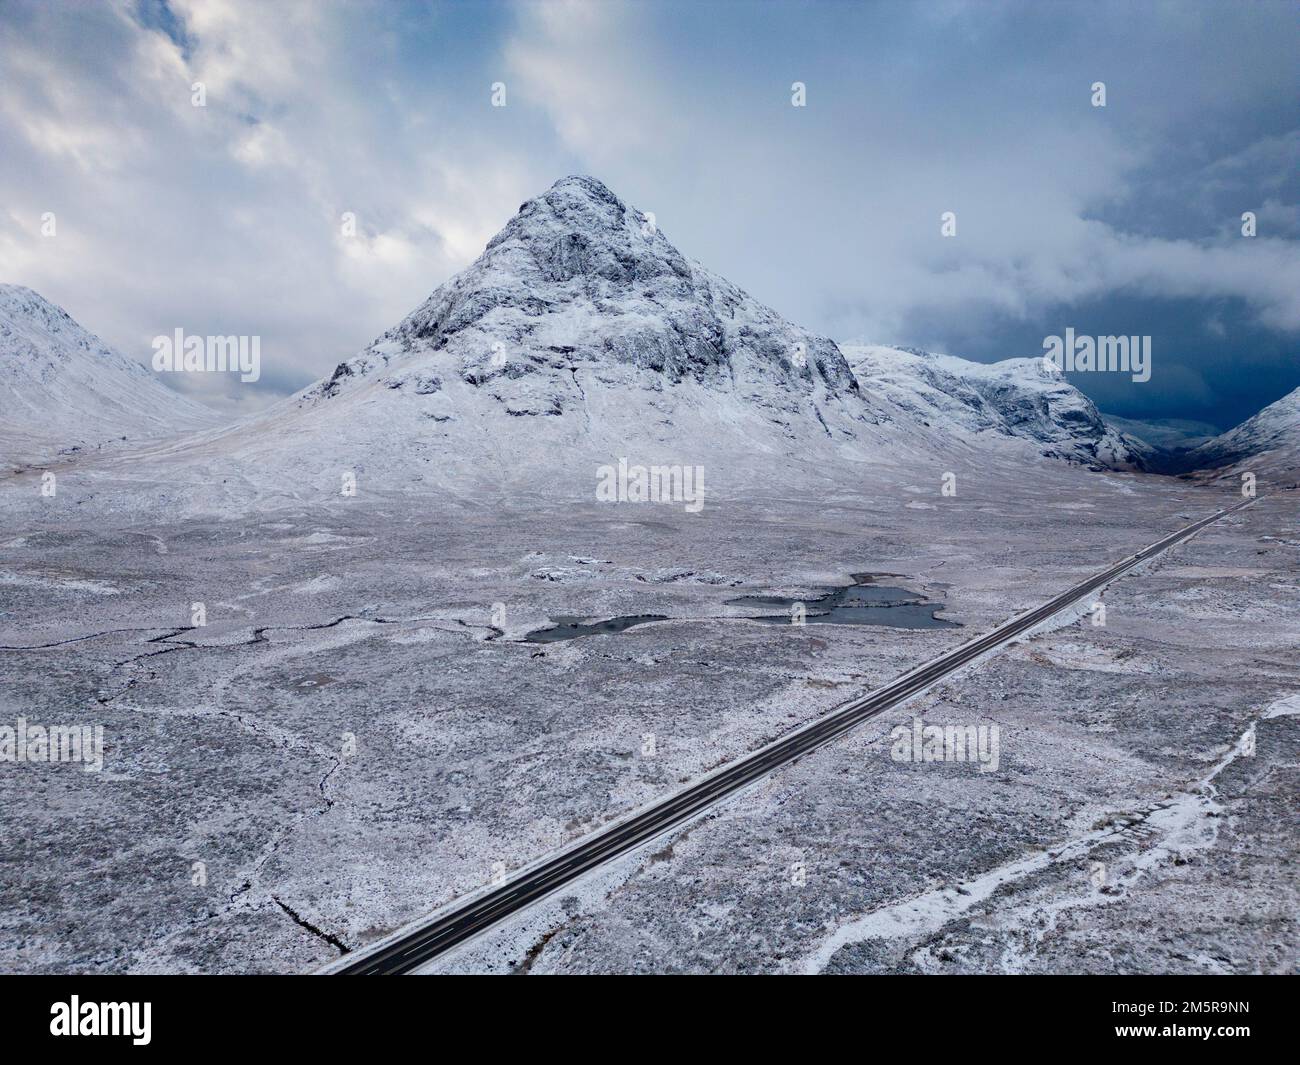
[842,343,1150,471]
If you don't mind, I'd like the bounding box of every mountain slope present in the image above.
[1183,385,1300,479]
[843,344,1149,470]
[0,284,215,465]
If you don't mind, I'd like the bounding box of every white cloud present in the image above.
[0,0,521,410]
[505,0,687,166]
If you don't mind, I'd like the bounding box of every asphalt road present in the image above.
[332,497,1255,975]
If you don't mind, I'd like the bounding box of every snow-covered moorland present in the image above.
[0,176,1296,976]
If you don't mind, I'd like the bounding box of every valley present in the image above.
[1,176,1295,976]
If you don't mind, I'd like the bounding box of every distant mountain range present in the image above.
[2,177,1295,493]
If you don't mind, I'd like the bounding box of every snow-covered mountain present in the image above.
[178,176,896,500]
[843,344,1149,471]
[1182,385,1300,478]
[6,177,1179,509]
[0,284,215,466]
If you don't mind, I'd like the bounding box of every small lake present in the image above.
[524,614,669,643]
[726,573,959,630]
[522,574,957,642]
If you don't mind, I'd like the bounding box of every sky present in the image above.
[0,0,1296,429]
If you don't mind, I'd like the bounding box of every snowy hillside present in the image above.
[173,176,898,500]
[0,284,215,466]
[1184,385,1300,478]
[844,344,1150,471]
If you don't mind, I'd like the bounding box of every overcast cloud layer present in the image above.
[1,0,1296,427]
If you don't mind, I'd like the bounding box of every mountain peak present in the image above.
[476,172,690,290]
[512,175,635,231]
[534,174,625,209]
[332,174,861,401]
[284,174,868,476]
